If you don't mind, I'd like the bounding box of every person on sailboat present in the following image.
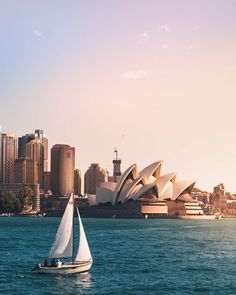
[51,258,57,267]
[56,259,62,268]
[43,259,49,266]
[50,258,62,268]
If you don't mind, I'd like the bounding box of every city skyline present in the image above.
[1,1,236,192]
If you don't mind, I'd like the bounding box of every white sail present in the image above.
[48,194,74,259]
[75,206,92,262]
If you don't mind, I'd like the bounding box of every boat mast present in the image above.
[72,193,75,263]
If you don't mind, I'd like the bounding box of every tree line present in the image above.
[0,186,33,213]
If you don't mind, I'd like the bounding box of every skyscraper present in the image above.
[14,157,38,184]
[43,171,51,193]
[18,134,35,158]
[0,134,18,183]
[74,169,81,195]
[51,144,75,196]
[35,129,48,172]
[84,163,107,195]
[18,129,48,172]
[26,139,44,188]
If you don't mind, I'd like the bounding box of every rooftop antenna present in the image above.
[114,148,118,161]
[113,147,121,182]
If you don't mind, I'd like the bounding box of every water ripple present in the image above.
[1,217,236,294]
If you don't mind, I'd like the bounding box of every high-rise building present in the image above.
[0,134,18,184]
[26,139,44,188]
[35,129,48,172]
[18,134,35,158]
[210,183,228,210]
[74,169,81,195]
[51,144,75,196]
[18,130,48,172]
[84,163,107,195]
[43,171,51,193]
[14,157,38,184]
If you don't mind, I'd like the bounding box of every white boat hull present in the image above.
[36,261,92,275]
[176,215,217,220]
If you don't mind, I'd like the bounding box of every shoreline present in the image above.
[1,213,232,219]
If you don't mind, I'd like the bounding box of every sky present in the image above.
[0,0,236,192]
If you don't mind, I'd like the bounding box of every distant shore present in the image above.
[1,212,234,219]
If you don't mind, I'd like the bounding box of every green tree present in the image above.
[0,194,5,213]
[19,186,33,210]
[0,192,18,213]
[14,198,23,213]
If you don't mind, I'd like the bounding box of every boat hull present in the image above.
[176,215,217,220]
[36,261,92,275]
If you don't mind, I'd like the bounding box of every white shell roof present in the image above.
[114,164,138,193]
[113,164,139,205]
[159,183,173,200]
[96,187,116,205]
[177,193,195,202]
[172,180,195,200]
[94,161,196,206]
[131,181,158,201]
[127,183,145,202]
[139,161,162,181]
[157,173,176,199]
[117,176,146,204]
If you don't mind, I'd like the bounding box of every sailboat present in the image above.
[35,194,93,274]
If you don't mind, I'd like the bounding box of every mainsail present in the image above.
[75,206,92,262]
[48,194,74,259]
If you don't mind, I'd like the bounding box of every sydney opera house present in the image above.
[86,161,205,218]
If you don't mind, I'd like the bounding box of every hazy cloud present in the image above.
[140,31,150,42]
[33,29,44,38]
[158,24,170,32]
[122,70,148,80]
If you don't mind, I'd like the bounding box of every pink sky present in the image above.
[1,0,236,192]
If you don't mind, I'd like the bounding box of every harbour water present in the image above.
[1,217,236,295]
